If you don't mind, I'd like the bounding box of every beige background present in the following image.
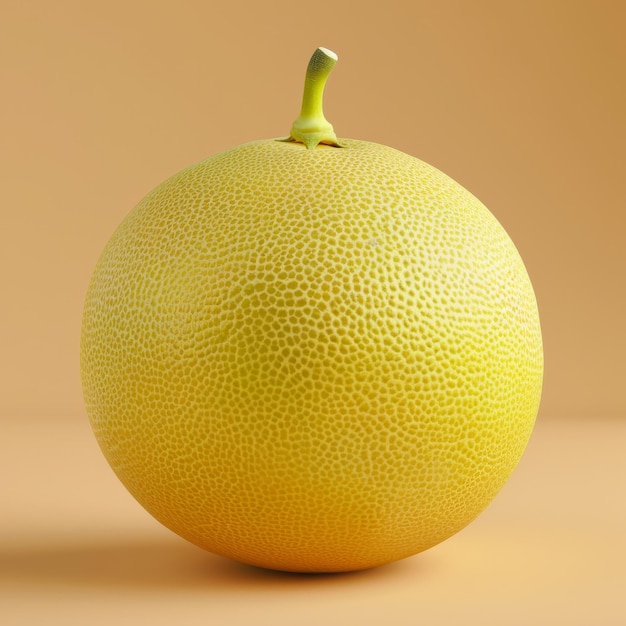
[1,1,625,624]
[1,0,625,420]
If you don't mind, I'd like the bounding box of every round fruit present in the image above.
[81,48,543,572]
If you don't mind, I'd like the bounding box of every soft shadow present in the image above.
[0,535,422,591]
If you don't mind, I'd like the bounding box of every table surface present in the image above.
[2,413,624,626]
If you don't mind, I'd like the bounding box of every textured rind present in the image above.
[81,138,543,572]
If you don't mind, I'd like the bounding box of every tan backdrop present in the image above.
[1,0,624,420]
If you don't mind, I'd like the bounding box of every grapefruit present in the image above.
[81,48,543,572]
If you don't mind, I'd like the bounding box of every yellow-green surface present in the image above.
[81,137,542,572]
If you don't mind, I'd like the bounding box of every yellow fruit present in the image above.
[81,48,542,572]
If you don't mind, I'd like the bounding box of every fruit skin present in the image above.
[81,138,543,573]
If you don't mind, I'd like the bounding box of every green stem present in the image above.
[285,47,340,149]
